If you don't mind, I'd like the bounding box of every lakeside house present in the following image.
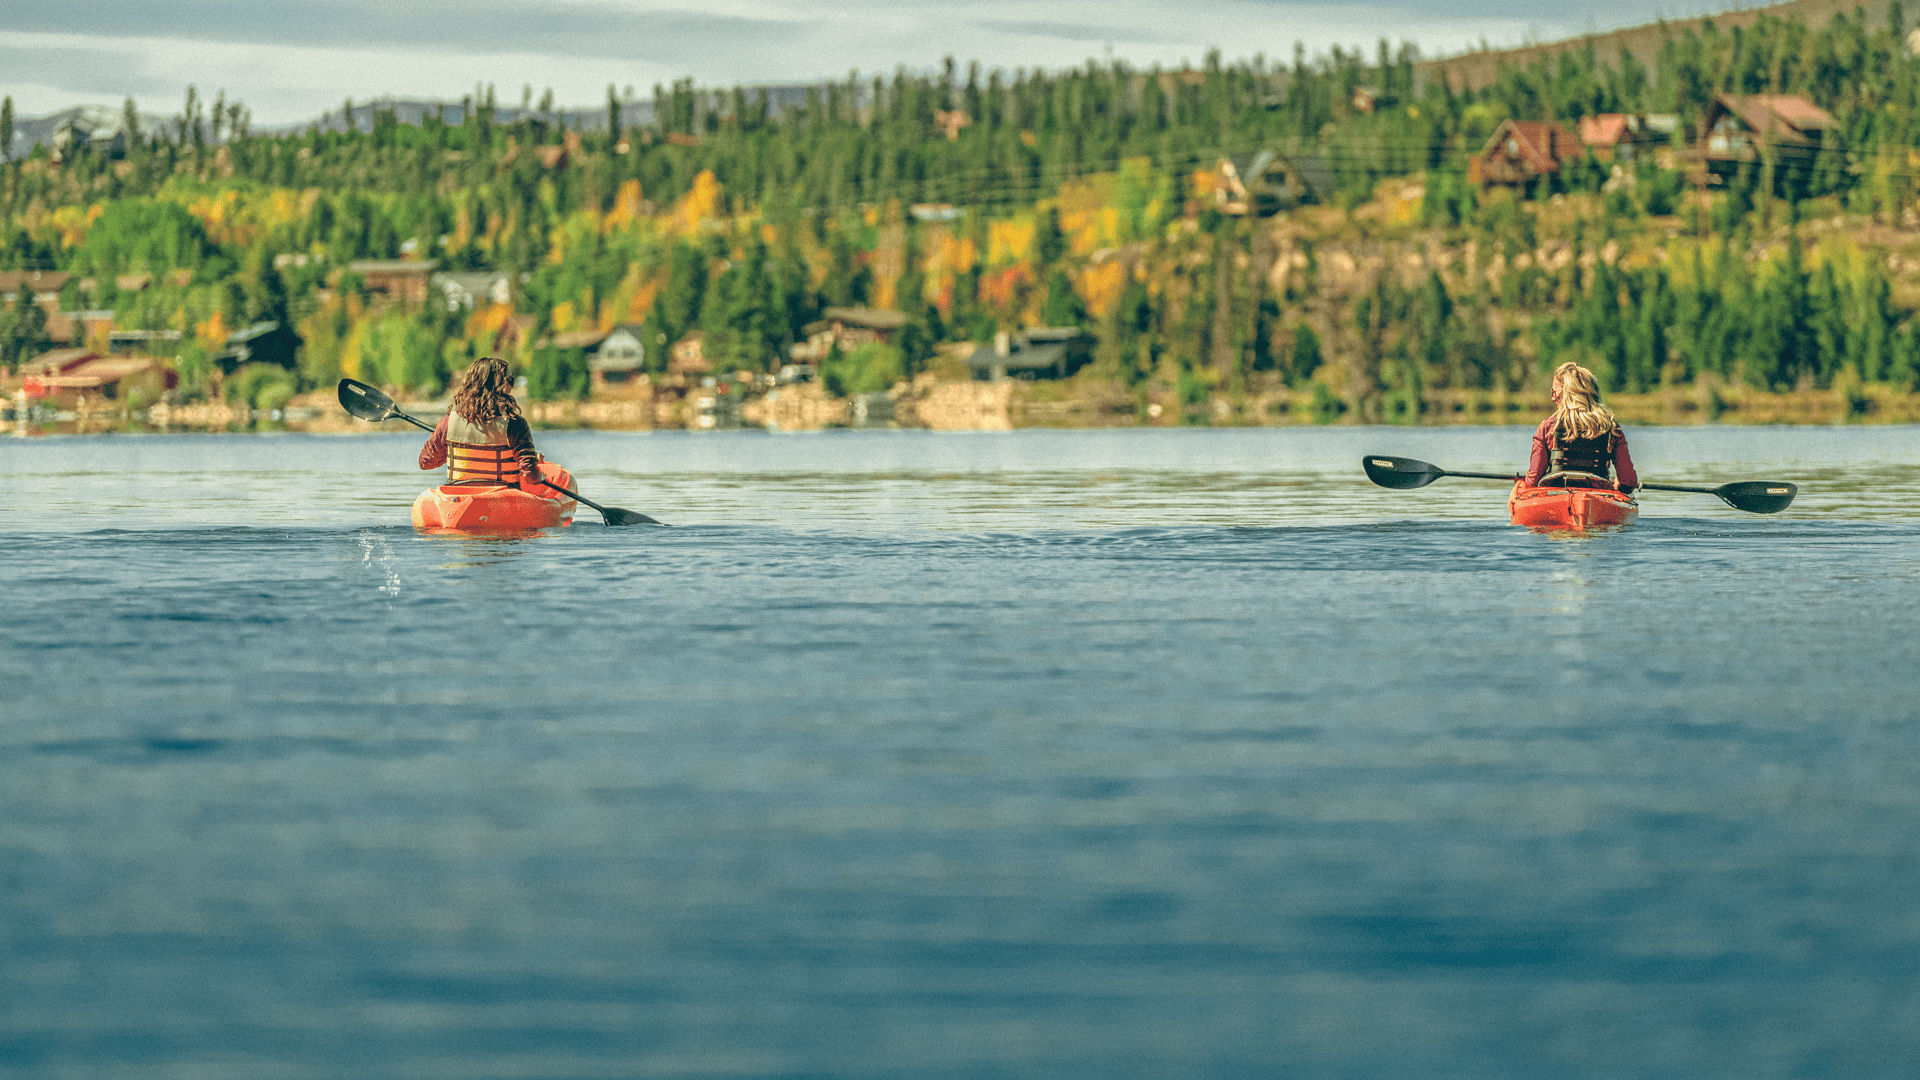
[789,307,908,363]
[668,332,711,375]
[1470,119,1584,188]
[588,325,647,386]
[218,321,302,372]
[964,328,1092,381]
[19,348,177,405]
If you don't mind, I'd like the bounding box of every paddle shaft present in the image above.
[1637,482,1718,495]
[1445,470,1522,482]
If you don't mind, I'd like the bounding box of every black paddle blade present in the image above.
[337,378,397,422]
[598,507,661,526]
[1362,455,1445,490]
[1715,481,1797,514]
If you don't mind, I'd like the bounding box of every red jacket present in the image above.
[1525,416,1638,491]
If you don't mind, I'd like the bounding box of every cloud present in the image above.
[0,0,1677,126]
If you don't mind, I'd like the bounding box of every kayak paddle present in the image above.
[1361,455,1517,489]
[1362,455,1797,513]
[1635,480,1796,514]
[336,378,661,526]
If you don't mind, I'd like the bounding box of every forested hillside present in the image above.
[6,4,1920,423]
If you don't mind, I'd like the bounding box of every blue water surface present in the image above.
[2,426,1918,1079]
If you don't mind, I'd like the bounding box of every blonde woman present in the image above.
[418,357,572,496]
[1524,361,1638,492]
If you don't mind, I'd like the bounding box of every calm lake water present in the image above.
[3,425,1919,1079]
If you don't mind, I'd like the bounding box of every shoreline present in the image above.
[9,378,1920,436]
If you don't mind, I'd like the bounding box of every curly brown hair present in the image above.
[449,357,520,429]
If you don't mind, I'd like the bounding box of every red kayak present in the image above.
[411,462,578,532]
[1509,476,1637,530]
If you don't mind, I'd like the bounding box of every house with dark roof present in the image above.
[217,321,302,372]
[1701,94,1839,180]
[1470,120,1584,188]
[964,328,1092,381]
[1215,150,1336,216]
[589,325,647,385]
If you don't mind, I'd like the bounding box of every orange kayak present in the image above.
[411,462,578,532]
[412,483,576,531]
[1509,481,1638,529]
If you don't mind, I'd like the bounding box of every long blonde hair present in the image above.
[1550,361,1618,442]
[450,357,520,429]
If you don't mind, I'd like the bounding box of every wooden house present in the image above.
[493,314,538,357]
[1215,150,1336,216]
[348,259,439,305]
[1470,120,1584,188]
[790,307,909,363]
[21,349,176,404]
[668,332,711,375]
[0,271,72,316]
[1701,94,1838,179]
[589,325,647,386]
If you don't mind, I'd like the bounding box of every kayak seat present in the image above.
[1535,470,1615,490]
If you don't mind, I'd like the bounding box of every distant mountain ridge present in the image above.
[1420,0,1900,91]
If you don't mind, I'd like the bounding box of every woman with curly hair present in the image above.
[1524,360,1638,492]
[418,357,572,496]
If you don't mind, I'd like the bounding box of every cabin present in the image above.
[50,105,132,161]
[44,310,115,347]
[348,259,439,305]
[1351,86,1397,114]
[217,321,302,372]
[588,325,647,386]
[964,328,1092,381]
[668,332,711,375]
[431,271,511,311]
[20,349,176,404]
[790,307,909,363]
[1701,94,1838,180]
[1575,113,1680,163]
[1215,151,1336,216]
[1470,120,1584,188]
[494,314,538,357]
[0,271,72,317]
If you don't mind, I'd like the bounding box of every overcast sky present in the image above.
[2,0,1735,126]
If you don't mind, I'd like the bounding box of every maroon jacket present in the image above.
[418,413,543,484]
[1525,416,1639,492]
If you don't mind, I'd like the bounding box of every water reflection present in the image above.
[3,427,1918,532]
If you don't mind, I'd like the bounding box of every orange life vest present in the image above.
[445,412,521,485]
